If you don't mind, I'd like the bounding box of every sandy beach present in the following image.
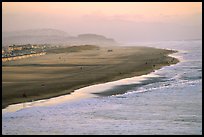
[2,40,202,135]
[2,45,179,109]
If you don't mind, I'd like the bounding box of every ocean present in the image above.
[2,40,202,135]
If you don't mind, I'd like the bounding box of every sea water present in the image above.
[2,40,202,135]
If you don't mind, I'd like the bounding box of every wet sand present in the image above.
[2,45,179,109]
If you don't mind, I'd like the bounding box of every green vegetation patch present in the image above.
[46,45,99,54]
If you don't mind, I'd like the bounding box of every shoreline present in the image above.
[2,46,179,110]
[2,73,159,113]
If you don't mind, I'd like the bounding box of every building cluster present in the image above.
[2,44,48,58]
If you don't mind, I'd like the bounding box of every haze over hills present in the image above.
[3,28,69,37]
[2,28,117,46]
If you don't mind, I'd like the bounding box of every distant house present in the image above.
[32,44,39,49]
[8,44,33,52]
[8,45,22,51]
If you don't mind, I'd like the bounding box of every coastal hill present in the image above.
[2,28,117,46]
[74,34,116,46]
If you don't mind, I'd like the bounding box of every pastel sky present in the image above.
[2,2,202,42]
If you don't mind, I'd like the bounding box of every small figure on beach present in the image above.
[171,58,174,62]
[22,92,27,98]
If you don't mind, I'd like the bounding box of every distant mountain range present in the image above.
[2,28,117,46]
